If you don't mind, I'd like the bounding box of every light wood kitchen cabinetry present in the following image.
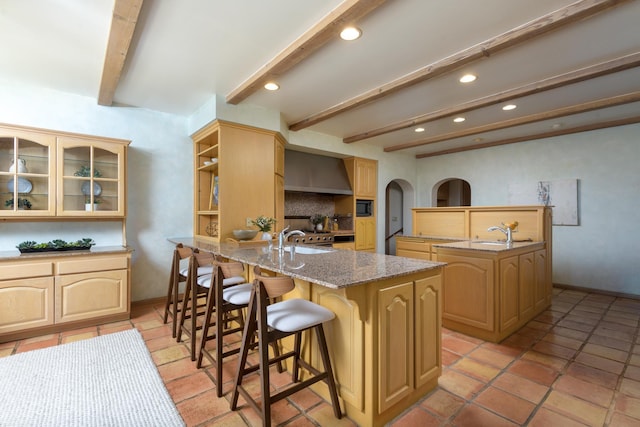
[342,156,378,251]
[0,251,131,342]
[0,123,129,218]
[281,269,441,427]
[0,123,131,342]
[355,217,376,251]
[191,120,285,241]
[353,157,377,198]
[437,243,546,342]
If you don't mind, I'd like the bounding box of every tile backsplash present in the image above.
[284,192,353,231]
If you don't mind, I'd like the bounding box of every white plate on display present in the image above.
[81,181,102,196]
[7,178,33,193]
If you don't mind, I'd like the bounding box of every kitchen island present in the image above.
[434,240,549,343]
[169,237,444,427]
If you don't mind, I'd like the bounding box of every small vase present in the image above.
[316,223,323,231]
[261,231,272,241]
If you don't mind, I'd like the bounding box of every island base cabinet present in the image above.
[55,270,128,323]
[439,245,549,343]
[281,269,442,427]
[0,277,54,334]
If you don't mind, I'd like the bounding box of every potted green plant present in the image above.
[5,197,32,210]
[311,214,326,231]
[74,165,102,177]
[251,215,276,240]
[85,197,101,211]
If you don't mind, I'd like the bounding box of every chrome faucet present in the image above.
[277,226,305,253]
[487,225,513,245]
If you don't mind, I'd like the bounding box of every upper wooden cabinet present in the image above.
[57,136,127,217]
[0,123,129,219]
[191,120,285,241]
[344,157,377,199]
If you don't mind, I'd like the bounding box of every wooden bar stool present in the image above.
[176,250,218,360]
[196,261,253,397]
[162,243,193,338]
[230,268,342,426]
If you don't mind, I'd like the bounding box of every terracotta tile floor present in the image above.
[2,287,639,426]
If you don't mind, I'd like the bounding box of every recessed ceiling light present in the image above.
[459,74,477,83]
[264,82,279,91]
[453,117,466,123]
[340,26,362,41]
[414,127,425,133]
[551,123,563,129]
[473,137,485,142]
[502,104,517,111]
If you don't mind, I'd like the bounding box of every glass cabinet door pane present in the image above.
[60,144,121,214]
[1,136,51,214]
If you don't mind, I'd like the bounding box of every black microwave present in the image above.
[356,199,373,217]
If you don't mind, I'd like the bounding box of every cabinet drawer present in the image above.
[397,249,431,261]
[0,262,53,280]
[55,255,129,275]
[396,239,430,252]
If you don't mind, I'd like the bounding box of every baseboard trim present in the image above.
[554,283,639,301]
[132,296,167,308]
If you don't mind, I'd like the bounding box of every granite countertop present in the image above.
[169,237,444,289]
[432,240,544,252]
[0,245,133,260]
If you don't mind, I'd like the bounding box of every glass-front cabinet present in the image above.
[57,137,126,216]
[0,128,55,216]
[0,124,128,219]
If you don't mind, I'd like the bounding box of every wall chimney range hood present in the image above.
[284,150,353,195]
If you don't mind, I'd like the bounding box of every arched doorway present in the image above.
[433,178,471,207]
[385,179,414,255]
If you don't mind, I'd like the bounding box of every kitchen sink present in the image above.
[277,246,331,254]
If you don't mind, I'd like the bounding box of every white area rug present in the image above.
[0,329,184,427]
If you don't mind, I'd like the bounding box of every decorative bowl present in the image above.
[232,229,258,240]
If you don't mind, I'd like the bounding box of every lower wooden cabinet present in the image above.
[438,243,549,342]
[55,269,128,324]
[276,268,442,427]
[0,250,131,342]
[395,236,458,261]
[355,217,376,251]
[0,277,54,334]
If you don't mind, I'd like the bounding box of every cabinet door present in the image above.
[415,274,441,388]
[378,282,414,413]
[534,249,549,310]
[0,277,54,334]
[0,127,55,217]
[499,256,519,331]
[439,253,494,331]
[519,252,535,319]
[354,158,377,198]
[355,218,376,251]
[57,137,126,217]
[55,269,128,323]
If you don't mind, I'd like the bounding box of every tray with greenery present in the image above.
[16,238,96,253]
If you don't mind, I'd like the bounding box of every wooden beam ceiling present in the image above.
[225,0,388,105]
[288,0,631,132]
[98,0,144,106]
[416,115,640,158]
[384,91,640,152]
[344,52,640,143]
